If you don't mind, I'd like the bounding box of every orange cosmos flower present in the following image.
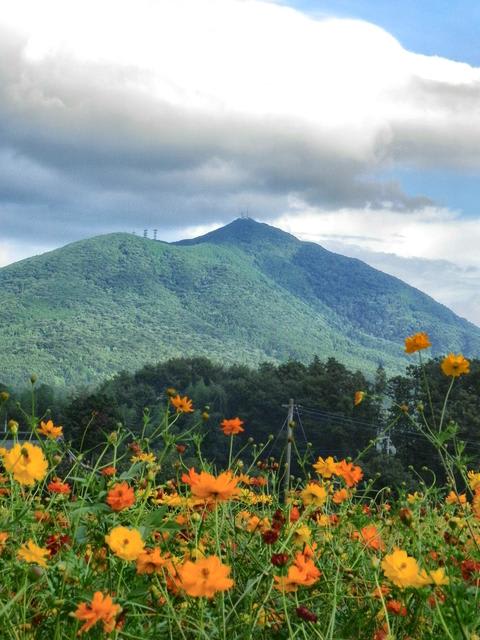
[0,532,8,554]
[441,353,470,378]
[404,332,431,354]
[354,391,365,406]
[74,592,122,635]
[333,488,349,504]
[178,555,234,598]
[182,468,240,502]
[336,460,363,487]
[445,491,467,505]
[136,548,165,574]
[100,465,117,477]
[170,395,194,413]
[353,525,385,551]
[47,478,71,494]
[274,553,321,592]
[38,420,63,439]
[106,482,135,511]
[220,417,244,435]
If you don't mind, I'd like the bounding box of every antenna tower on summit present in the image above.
[143,229,148,239]
[153,229,158,241]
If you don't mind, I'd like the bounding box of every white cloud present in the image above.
[0,240,51,268]
[274,205,480,266]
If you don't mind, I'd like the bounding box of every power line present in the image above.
[295,406,480,451]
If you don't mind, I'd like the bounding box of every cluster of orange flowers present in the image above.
[313,456,363,487]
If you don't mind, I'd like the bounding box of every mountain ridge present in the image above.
[1,218,479,388]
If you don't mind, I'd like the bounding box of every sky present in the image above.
[1,0,480,325]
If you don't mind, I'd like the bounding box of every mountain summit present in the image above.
[175,217,299,249]
[1,218,479,388]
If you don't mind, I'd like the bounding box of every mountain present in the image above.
[1,218,479,388]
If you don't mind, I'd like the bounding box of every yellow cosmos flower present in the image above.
[131,452,156,464]
[381,549,427,589]
[441,353,470,378]
[428,568,449,586]
[407,492,422,504]
[301,483,327,507]
[290,524,311,546]
[316,514,331,527]
[3,443,48,486]
[18,540,49,568]
[38,420,63,439]
[468,471,480,492]
[105,526,144,561]
[313,456,338,478]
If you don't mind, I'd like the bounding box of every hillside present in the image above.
[1,218,479,388]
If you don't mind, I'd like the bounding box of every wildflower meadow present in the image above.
[0,334,479,639]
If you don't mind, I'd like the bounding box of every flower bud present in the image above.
[271,553,289,567]
[28,565,44,580]
[30,374,37,385]
[8,420,18,435]
[296,606,318,623]
[399,507,413,525]
[0,391,9,403]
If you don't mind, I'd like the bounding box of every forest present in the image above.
[2,354,479,490]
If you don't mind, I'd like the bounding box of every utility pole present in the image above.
[283,398,294,503]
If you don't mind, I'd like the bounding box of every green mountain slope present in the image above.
[1,218,479,388]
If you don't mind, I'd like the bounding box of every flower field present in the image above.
[0,336,479,639]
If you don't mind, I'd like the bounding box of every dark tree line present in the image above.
[2,356,480,489]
